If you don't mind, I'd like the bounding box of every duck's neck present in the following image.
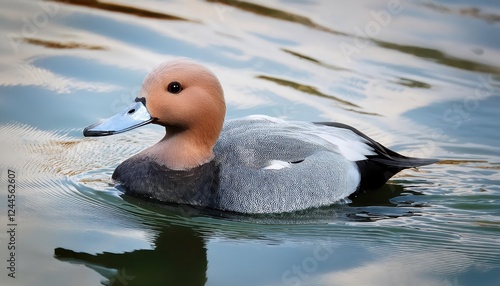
[144,126,217,170]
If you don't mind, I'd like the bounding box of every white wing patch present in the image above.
[263,160,292,170]
[314,132,376,161]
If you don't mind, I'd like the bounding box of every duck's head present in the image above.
[84,59,226,168]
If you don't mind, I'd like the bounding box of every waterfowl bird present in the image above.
[84,59,437,214]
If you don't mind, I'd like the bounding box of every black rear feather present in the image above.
[315,122,439,191]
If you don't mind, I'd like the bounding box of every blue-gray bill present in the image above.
[83,98,155,137]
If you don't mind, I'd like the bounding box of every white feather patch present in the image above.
[263,160,292,170]
[314,132,376,161]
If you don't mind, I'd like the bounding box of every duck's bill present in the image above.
[83,98,155,137]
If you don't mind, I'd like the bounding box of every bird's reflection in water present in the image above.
[54,182,425,285]
[54,196,210,286]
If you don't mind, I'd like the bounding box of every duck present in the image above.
[83,59,438,214]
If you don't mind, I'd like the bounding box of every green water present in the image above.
[0,0,499,285]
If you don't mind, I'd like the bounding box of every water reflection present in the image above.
[394,77,431,89]
[52,176,500,286]
[256,75,360,107]
[51,0,191,21]
[2,0,500,284]
[373,40,500,75]
[55,224,207,286]
[422,2,500,24]
[281,48,348,71]
[207,0,347,35]
[52,182,427,286]
[21,37,106,50]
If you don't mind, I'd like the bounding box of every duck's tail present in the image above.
[355,152,438,191]
[315,122,439,191]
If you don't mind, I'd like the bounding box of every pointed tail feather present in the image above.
[371,156,439,169]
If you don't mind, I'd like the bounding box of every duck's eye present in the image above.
[167,81,183,94]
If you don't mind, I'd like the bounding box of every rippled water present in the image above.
[1,0,499,285]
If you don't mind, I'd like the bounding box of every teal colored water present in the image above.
[0,0,499,285]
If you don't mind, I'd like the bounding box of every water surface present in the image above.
[0,0,499,285]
